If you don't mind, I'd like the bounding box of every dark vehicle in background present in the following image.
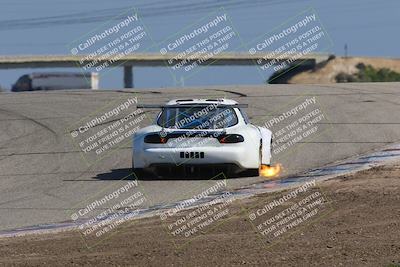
[11,72,99,92]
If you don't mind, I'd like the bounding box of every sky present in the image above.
[0,0,399,90]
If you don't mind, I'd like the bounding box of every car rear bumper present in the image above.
[134,145,258,169]
[149,163,243,177]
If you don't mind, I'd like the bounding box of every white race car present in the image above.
[133,98,272,177]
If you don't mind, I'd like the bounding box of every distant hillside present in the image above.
[268,56,400,84]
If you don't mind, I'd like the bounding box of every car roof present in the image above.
[166,98,238,106]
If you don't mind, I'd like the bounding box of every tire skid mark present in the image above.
[0,146,130,157]
[0,129,40,150]
[67,111,152,133]
[0,107,58,137]
[208,89,247,97]
[0,116,73,122]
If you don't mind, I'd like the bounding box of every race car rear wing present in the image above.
[137,104,249,108]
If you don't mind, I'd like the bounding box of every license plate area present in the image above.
[180,151,205,159]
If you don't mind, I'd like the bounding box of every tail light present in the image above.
[144,134,168,144]
[217,134,244,144]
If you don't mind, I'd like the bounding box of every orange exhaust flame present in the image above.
[259,164,282,178]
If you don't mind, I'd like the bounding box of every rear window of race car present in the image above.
[157,106,238,129]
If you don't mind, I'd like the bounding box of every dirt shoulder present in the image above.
[287,56,400,84]
[0,163,399,266]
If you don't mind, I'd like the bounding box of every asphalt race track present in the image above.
[1,83,400,231]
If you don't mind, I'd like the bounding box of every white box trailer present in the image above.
[11,72,99,92]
